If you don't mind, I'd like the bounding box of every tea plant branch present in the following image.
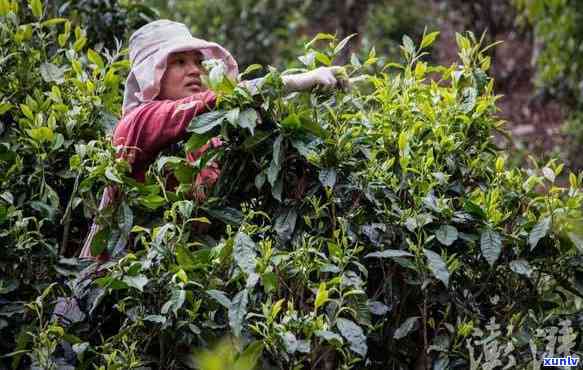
[60,173,80,255]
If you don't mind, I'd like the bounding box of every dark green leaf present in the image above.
[122,275,148,291]
[368,301,391,315]
[228,289,248,337]
[187,111,226,134]
[90,227,109,256]
[267,135,284,186]
[424,249,449,287]
[336,318,367,356]
[161,289,185,316]
[234,232,257,275]
[435,225,458,246]
[460,87,478,113]
[319,168,337,188]
[206,289,231,308]
[394,316,420,339]
[274,208,297,242]
[206,207,243,225]
[185,132,213,152]
[529,216,551,250]
[242,130,270,151]
[509,259,532,278]
[315,330,343,344]
[480,228,502,266]
[364,249,413,259]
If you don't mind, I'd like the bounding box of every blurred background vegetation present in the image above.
[51,0,582,171]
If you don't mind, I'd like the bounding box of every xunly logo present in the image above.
[543,356,580,367]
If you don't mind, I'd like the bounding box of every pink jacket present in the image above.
[79,91,220,259]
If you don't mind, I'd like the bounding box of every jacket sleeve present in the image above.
[113,90,217,168]
[135,91,215,160]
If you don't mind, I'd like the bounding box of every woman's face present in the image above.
[158,50,206,100]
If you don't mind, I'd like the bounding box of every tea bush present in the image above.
[1,2,583,369]
[0,0,127,365]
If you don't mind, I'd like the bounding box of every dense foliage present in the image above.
[1,1,583,369]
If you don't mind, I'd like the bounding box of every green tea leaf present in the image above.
[29,0,43,18]
[187,111,226,134]
[334,33,357,55]
[206,289,231,308]
[314,330,343,344]
[314,282,328,311]
[186,132,213,152]
[137,194,166,210]
[424,249,450,287]
[161,289,185,316]
[123,275,148,292]
[237,108,257,135]
[509,259,533,278]
[368,301,391,315]
[228,289,248,337]
[39,63,67,84]
[234,232,257,275]
[27,127,54,143]
[305,33,335,49]
[435,225,458,246]
[105,166,123,184]
[364,249,413,259]
[421,31,440,48]
[336,318,367,356]
[480,228,502,266]
[529,216,551,250]
[235,341,264,368]
[274,208,297,242]
[319,168,337,188]
[90,227,109,256]
[402,35,416,55]
[267,135,283,187]
[87,49,104,69]
[239,64,262,78]
[394,316,420,339]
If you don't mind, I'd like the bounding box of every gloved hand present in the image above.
[282,66,349,93]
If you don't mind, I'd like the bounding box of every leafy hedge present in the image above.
[1,2,583,369]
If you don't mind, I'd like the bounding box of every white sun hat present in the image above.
[122,19,239,115]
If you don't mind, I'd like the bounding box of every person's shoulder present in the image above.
[121,100,165,121]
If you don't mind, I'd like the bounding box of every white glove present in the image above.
[282,66,349,93]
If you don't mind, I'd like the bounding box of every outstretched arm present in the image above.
[239,66,349,94]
